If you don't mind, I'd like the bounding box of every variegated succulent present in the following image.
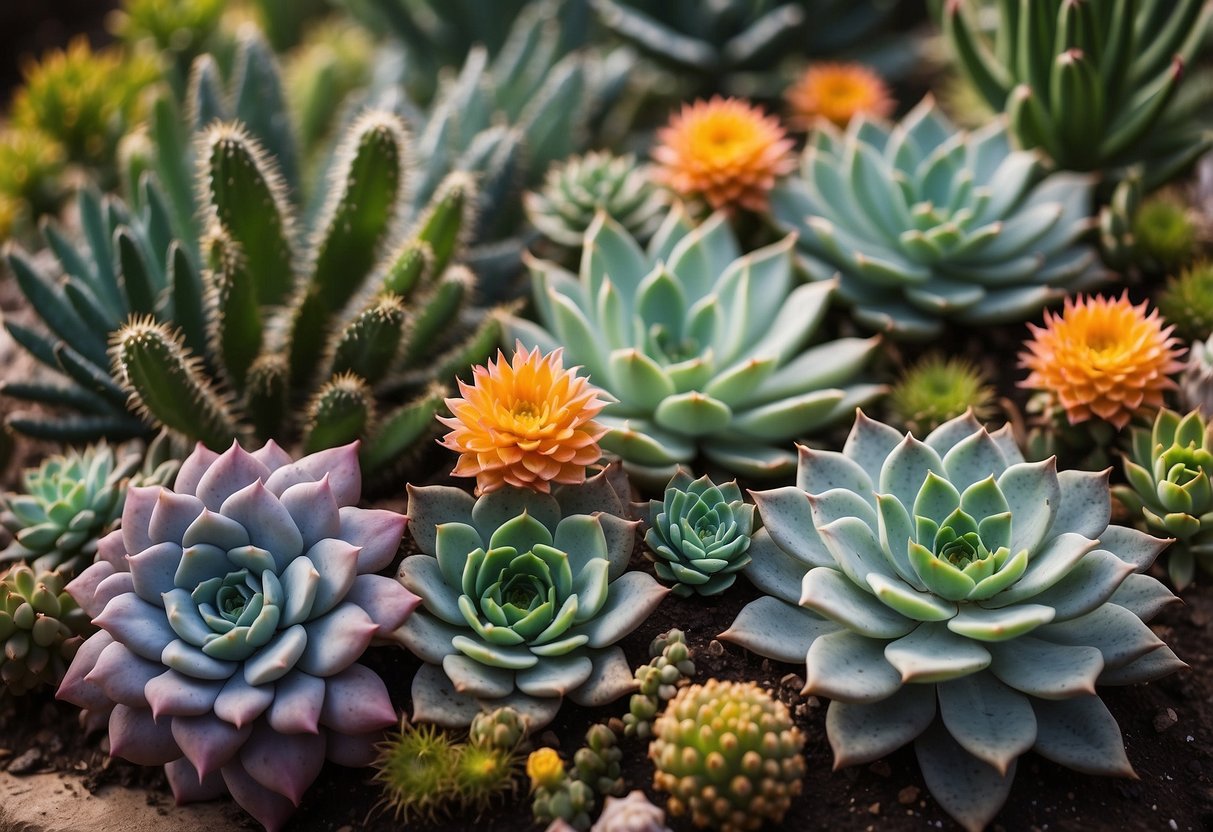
[509,205,884,481]
[57,441,418,831]
[395,471,666,729]
[723,411,1183,831]
[770,98,1105,339]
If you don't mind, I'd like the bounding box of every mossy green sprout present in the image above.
[1132,192,1200,275]
[1159,261,1213,344]
[888,354,996,437]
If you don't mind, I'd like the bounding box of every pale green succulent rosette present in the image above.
[770,98,1105,340]
[1114,408,1213,590]
[396,470,667,729]
[722,410,1183,831]
[509,205,885,482]
[645,469,754,597]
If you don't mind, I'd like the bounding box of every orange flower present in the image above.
[652,96,795,213]
[439,343,608,494]
[785,62,895,130]
[1018,294,1186,429]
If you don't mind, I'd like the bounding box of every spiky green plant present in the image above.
[528,747,596,831]
[623,629,696,739]
[889,355,996,437]
[1132,192,1200,274]
[1159,262,1213,343]
[0,564,92,695]
[111,0,226,83]
[943,0,1213,184]
[0,127,66,222]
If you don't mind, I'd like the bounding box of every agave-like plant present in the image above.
[508,205,885,481]
[57,441,418,831]
[943,0,1213,185]
[395,471,666,728]
[770,98,1105,339]
[722,410,1183,831]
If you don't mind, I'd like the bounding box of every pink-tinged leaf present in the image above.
[221,480,304,568]
[165,757,228,804]
[265,443,361,506]
[67,560,118,618]
[268,670,325,735]
[171,714,253,777]
[319,663,397,734]
[251,440,293,471]
[279,476,341,550]
[221,761,299,832]
[297,605,377,677]
[339,507,407,573]
[195,442,274,510]
[109,703,180,765]
[92,572,136,617]
[93,593,176,661]
[127,541,184,605]
[240,724,326,805]
[56,632,115,710]
[345,574,419,636]
[87,641,160,707]
[96,528,127,568]
[122,485,161,554]
[214,673,275,729]
[145,669,225,718]
[175,443,221,496]
[305,538,361,617]
[148,491,205,545]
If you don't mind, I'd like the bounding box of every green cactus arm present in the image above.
[330,296,406,385]
[943,0,1015,108]
[360,385,446,476]
[414,174,473,280]
[6,248,110,369]
[1049,51,1105,159]
[435,315,503,384]
[150,93,200,252]
[186,54,227,131]
[169,242,208,361]
[110,318,239,450]
[76,189,119,301]
[1016,0,1056,106]
[63,278,122,336]
[401,268,472,368]
[381,240,433,300]
[243,354,289,445]
[231,28,299,192]
[1129,0,1206,88]
[2,320,61,373]
[284,288,328,396]
[302,373,374,454]
[200,123,297,308]
[116,227,160,318]
[203,229,262,391]
[1097,0,1135,105]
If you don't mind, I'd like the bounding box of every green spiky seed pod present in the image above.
[331,296,407,385]
[469,706,528,751]
[401,267,473,368]
[0,564,93,694]
[373,721,462,823]
[244,354,290,444]
[204,227,262,390]
[414,173,473,279]
[1158,261,1213,343]
[1132,192,1199,275]
[623,629,696,740]
[650,679,805,832]
[199,123,296,307]
[302,372,374,454]
[888,354,997,437]
[381,239,433,300]
[573,724,624,799]
[110,317,239,451]
[453,742,521,813]
[0,442,140,574]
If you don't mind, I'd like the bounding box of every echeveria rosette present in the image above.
[645,470,754,597]
[509,204,885,481]
[56,441,418,832]
[396,470,667,729]
[769,98,1105,340]
[721,411,1184,831]
[1113,409,1213,590]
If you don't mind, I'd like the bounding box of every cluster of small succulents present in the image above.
[529,746,597,830]
[622,629,697,739]
[0,564,93,695]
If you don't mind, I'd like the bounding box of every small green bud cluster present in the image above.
[623,629,696,739]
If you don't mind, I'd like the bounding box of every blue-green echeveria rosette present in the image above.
[645,468,754,597]
[56,441,418,832]
[396,468,667,729]
[508,203,885,482]
[721,410,1184,831]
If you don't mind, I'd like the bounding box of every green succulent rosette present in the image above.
[0,563,92,694]
[645,469,754,597]
[396,470,667,728]
[510,204,884,482]
[1114,408,1213,590]
[770,99,1105,340]
[723,410,1183,831]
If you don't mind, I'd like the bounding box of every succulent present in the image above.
[1182,336,1213,419]
[722,411,1184,830]
[283,21,374,161]
[888,354,996,437]
[943,0,1213,184]
[1131,191,1200,274]
[525,152,668,254]
[111,0,226,83]
[645,471,755,597]
[0,126,66,222]
[769,98,1105,340]
[469,705,530,751]
[0,564,93,695]
[396,472,666,729]
[1114,409,1213,590]
[622,630,696,740]
[573,724,624,799]
[57,441,418,831]
[510,205,885,481]
[0,438,177,575]
[649,679,805,832]
[529,747,596,831]
[591,791,672,832]
[1158,262,1213,343]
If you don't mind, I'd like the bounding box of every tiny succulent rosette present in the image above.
[57,441,417,832]
[1182,336,1213,419]
[645,470,754,596]
[396,471,667,729]
[591,790,671,832]
[770,98,1105,339]
[1,564,92,694]
[509,204,884,481]
[1114,409,1213,590]
[722,411,1184,831]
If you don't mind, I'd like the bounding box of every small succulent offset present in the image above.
[1182,336,1213,419]
[770,98,1105,339]
[396,472,666,729]
[649,679,805,832]
[57,441,417,831]
[1114,409,1213,591]
[525,152,668,254]
[572,723,624,799]
[943,0,1213,184]
[622,629,696,740]
[510,205,884,481]
[645,470,754,597]
[722,411,1184,830]
[1159,262,1213,344]
[591,791,672,832]
[888,354,996,437]
[1128,192,1200,275]
[0,564,92,695]
[529,747,595,830]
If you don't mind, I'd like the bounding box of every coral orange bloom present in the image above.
[785,62,895,130]
[1018,293,1186,429]
[652,96,794,212]
[439,343,609,494]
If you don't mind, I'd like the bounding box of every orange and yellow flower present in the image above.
[652,96,795,213]
[439,343,608,495]
[1018,293,1186,429]
[785,62,895,130]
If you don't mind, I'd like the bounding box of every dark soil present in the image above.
[0,1,119,105]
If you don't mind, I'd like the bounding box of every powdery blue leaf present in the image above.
[885,622,991,682]
[915,719,1016,832]
[825,684,937,768]
[806,630,903,703]
[800,567,915,638]
[720,596,840,664]
[1031,696,1135,777]
[987,636,1102,699]
[938,673,1035,774]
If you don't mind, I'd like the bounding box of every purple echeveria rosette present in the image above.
[56,441,419,832]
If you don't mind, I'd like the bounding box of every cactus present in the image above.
[1159,262,1213,343]
[888,355,997,437]
[0,564,93,695]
